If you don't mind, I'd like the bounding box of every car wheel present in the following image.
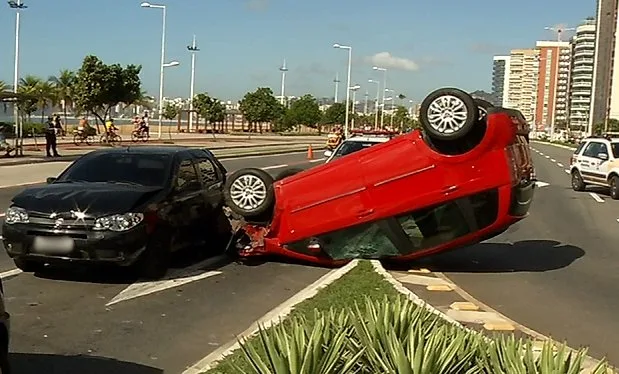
[609,175,619,200]
[224,168,275,219]
[474,98,494,121]
[419,87,477,141]
[571,170,586,191]
[13,258,44,273]
[274,167,304,181]
[135,235,171,280]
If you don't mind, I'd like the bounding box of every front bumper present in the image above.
[1,223,148,266]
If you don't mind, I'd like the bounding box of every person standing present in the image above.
[45,116,60,157]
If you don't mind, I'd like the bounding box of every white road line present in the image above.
[0,213,4,218]
[261,164,289,170]
[616,218,619,223]
[309,157,326,163]
[557,163,564,167]
[589,192,605,203]
[0,268,22,279]
[565,169,570,174]
[539,152,545,156]
[545,155,551,159]
[550,158,556,162]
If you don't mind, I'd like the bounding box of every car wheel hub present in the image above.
[427,95,468,134]
[230,175,267,210]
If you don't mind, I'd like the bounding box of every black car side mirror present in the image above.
[46,177,57,184]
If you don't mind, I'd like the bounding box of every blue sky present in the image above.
[0,0,595,102]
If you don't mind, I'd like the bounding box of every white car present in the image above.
[569,135,619,199]
[323,130,395,163]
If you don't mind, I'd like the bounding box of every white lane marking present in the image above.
[550,158,556,162]
[0,268,22,279]
[309,157,326,163]
[565,169,570,174]
[535,181,549,188]
[106,255,226,306]
[589,192,605,203]
[261,164,289,170]
[557,163,564,167]
[539,152,544,156]
[545,155,551,159]
[0,213,4,218]
[616,219,619,223]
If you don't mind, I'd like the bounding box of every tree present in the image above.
[161,103,178,120]
[49,69,75,127]
[393,105,410,130]
[286,94,321,126]
[322,102,346,126]
[72,55,142,132]
[16,76,41,121]
[193,92,212,127]
[238,87,281,132]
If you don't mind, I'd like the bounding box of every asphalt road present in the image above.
[422,142,619,365]
[0,152,328,374]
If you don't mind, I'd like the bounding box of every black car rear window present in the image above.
[333,141,379,159]
[58,153,172,187]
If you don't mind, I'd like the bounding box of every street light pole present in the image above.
[334,43,353,138]
[373,66,387,128]
[9,0,26,155]
[363,90,369,115]
[385,88,395,128]
[279,59,288,106]
[349,84,360,131]
[368,79,380,130]
[187,35,199,132]
[333,73,340,103]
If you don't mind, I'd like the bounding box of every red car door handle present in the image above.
[357,209,374,218]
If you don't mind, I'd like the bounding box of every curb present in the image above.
[372,261,613,374]
[181,259,360,374]
[531,140,577,150]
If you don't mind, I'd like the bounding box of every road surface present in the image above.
[423,142,619,365]
[0,152,327,374]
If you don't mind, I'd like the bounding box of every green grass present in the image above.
[204,261,403,373]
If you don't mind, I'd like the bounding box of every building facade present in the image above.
[491,56,510,106]
[506,48,540,126]
[569,19,596,131]
[590,0,619,132]
[534,41,571,130]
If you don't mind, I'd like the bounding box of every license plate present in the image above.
[32,236,74,255]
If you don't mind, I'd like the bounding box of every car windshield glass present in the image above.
[611,143,619,158]
[332,141,378,159]
[58,153,172,187]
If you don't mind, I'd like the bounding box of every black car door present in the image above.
[172,153,207,247]
[194,156,224,211]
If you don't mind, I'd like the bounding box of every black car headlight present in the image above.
[4,207,29,225]
[93,213,144,232]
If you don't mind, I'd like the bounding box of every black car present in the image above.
[0,277,9,374]
[1,146,231,279]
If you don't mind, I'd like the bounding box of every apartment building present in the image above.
[569,18,596,130]
[534,41,571,130]
[491,56,510,107]
[590,0,619,131]
[506,48,539,126]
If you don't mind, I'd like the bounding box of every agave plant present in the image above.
[477,335,610,374]
[349,296,483,374]
[235,312,363,374]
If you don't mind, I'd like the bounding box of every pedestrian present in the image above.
[45,116,60,157]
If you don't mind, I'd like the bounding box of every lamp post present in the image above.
[373,66,387,128]
[279,59,288,106]
[349,84,360,131]
[368,79,380,129]
[385,88,395,128]
[187,35,199,132]
[363,90,369,115]
[333,72,340,103]
[384,96,393,129]
[8,0,27,155]
[334,43,352,137]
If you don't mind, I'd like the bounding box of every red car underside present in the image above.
[237,111,533,266]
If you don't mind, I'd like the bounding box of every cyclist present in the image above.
[105,118,118,139]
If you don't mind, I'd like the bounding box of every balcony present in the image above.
[572,66,593,73]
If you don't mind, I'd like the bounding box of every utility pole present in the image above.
[187,35,199,132]
[333,73,340,103]
[279,59,288,106]
[363,90,369,115]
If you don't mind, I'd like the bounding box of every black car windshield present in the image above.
[611,143,619,158]
[332,141,380,159]
[57,153,172,187]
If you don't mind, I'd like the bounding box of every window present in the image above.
[196,159,218,184]
[582,142,605,158]
[58,153,171,187]
[175,160,201,192]
[611,143,619,158]
[332,141,380,160]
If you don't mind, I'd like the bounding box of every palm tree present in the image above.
[17,76,42,121]
[49,70,75,128]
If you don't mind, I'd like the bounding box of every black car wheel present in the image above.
[135,235,172,280]
[274,167,305,181]
[224,168,275,219]
[419,88,477,141]
[571,170,586,191]
[609,175,619,200]
[13,258,44,273]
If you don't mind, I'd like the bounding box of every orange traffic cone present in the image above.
[307,144,314,160]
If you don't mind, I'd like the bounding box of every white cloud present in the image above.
[366,52,419,71]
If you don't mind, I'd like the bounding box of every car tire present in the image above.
[609,175,619,200]
[274,167,305,181]
[474,98,494,120]
[135,235,171,280]
[224,168,275,219]
[419,88,478,141]
[571,170,586,192]
[13,258,44,273]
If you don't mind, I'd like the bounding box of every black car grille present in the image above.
[27,211,95,229]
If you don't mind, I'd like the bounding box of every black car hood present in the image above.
[11,182,164,216]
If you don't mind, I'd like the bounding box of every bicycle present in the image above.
[131,128,150,143]
[0,136,16,158]
[99,132,122,147]
[72,128,96,146]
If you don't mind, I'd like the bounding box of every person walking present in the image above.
[45,116,60,157]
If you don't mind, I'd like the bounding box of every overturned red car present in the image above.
[223,88,535,266]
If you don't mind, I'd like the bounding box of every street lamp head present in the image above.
[350,85,361,90]
[333,43,341,49]
[368,79,377,83]
[163,61,180,67]
[140,2,152,7]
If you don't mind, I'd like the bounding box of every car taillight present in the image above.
[506,149,518,182]
[570,156,576,165]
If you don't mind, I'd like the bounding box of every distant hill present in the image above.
[469,90,494,103]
